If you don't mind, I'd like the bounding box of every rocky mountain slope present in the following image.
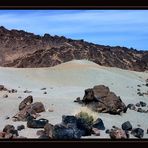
[0,26,147,71]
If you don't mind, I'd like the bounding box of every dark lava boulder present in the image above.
[131,128,144,139]
[12,105,37,122]
[31,102,45,113]
[121,121,132,131]
[62,115,77,128]
[17,125,25,131]
[3,125,15,134]
[44,123,54,138]
[109,127,128,139]
[140,101,147,107]
[93,85,110,99]
[76,117,92,136]
[80,85,127,115]
[13,98,45,122]
[92,118,105,130]
[3,125,18,137]
[27,117,48,128]
[52,124,81,139]
[127,104,136,110]
[19,95,33,111]
[135,103,141,107]
[0,85,7,91]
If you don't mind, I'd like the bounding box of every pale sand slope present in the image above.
[0,60,148,139]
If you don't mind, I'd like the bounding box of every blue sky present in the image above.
[0,10,148,50]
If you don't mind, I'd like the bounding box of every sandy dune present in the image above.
[0,60,148,139]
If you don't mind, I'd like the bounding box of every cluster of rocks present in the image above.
[127,101,148,113]
[74,85,127,115]
[0,85,18,98]
[12,95,45,121]
[137,82,148,96]
[0,85,8,91]
[35,115,106,139]
[40,87,47,94]
[0,124,26,139]
[108,121,144,139]
[34,116,145,139]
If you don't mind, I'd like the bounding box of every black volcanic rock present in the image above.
[121,121,132,131]
[0,26,148,71]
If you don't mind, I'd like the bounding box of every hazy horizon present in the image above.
[0,10,148,51]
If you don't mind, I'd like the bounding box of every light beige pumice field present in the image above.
[0,60,148,138]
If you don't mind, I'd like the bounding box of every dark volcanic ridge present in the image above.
[0,26,148,71]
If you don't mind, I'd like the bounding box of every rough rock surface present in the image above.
[0,26,147,72]
[77,85,127,114]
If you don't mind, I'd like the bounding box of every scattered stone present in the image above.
[41,88,46,90]
[131,128,144,139]
[76,117,92,136]
[24,90,32,93]
[140,101,146,107]
[13,101,45,122]
[52,124,81,139]
[3,125,18,137]
[137,85,141,87]
[19,95,33,111]
[0,85,8,91]
[137,89,140,91]
[127,104,136,110]
[121,121,132,131]
[137,92,144,96]
[10,89,17,93]
[44,123,54,138]
[31,102,45,113]
[18,96,22,99]
[92,118,105,130]
[17,125,25,131]
[36,130,46,136]
[109,128,128,139]
[3,125,15,133]
[105,129,110,134]
[4,133,13,139]
[92,128,100,136]
[43,91,47,94]
[0,132,6,138]
[112,125,117,129]
[0,85,5,91]
[5,116,10,120]
[27,117,48,128]
[74,97,83,104]
[3,94,8,98]
[62,115,77,128]
[135,103,140,107]
[48,109,54,112]
[137,108,144,113]
[144,110,148,113]
[13,107,35,122]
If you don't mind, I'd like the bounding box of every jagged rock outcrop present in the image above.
[0,26,148,71]
[75,85,127,115]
